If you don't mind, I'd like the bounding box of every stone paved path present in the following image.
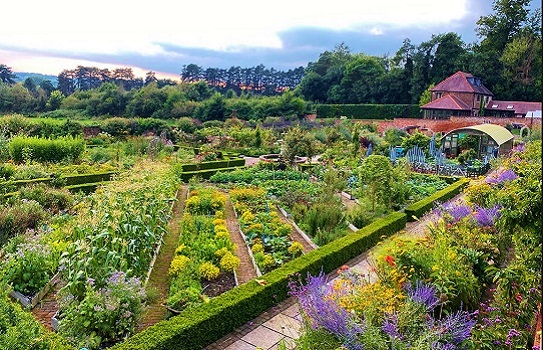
[224,194,258,284]
[140,185,188,329]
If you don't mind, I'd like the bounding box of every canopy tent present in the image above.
[440,124,514,158]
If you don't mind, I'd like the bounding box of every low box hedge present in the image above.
[11,177,52,188]
[1,171,116,193]
[404,177,470,221]
[180,166,248,182]
[181,158,245,172]
[65,182,102,194]
[111,211,407,350]
[61,171,117,186]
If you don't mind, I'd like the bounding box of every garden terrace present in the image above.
[110,175,473,349]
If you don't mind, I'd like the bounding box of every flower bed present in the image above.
[230,186,303,273]
[54,161,179,349]
[286,141,542,349]
[167,186,240,313]
[110,211,407,350]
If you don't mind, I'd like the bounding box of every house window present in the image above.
[477,95,480,101]
[436,93,442,99]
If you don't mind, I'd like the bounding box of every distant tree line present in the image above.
[180,63,304,95]
[298,0,541,104]
[0,0,539,119]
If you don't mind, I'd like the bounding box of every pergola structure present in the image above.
[441,124,514,159]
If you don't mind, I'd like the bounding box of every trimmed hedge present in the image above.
[404,177,470,221]
[180,166,248,182]
[299,163,317,172]
[11,177,52,188]
[65,182,102,194]
[8,135,85,163]
[181,158,245,172]
[62,171,117,186]
[316,104,421,119]
[111,211,407,350]
[1,172,116,191]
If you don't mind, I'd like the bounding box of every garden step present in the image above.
[140,185,188,329]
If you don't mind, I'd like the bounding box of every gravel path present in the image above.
[140,186,188,329]
[223,194,258,284]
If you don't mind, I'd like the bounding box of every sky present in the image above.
[0,1,535,80]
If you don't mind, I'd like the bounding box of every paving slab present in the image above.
[269,337,296,350]
[241,326,285,349]
[262,313,301,339]
[224,340,257,350]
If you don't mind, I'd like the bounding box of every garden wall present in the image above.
[316,104,421,119]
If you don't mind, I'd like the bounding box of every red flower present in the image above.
[336,265,350,275]
[385,255,396,267]
[515,293,523,303]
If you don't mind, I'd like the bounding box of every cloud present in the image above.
[5,0,532,76]
[2,0,470,56]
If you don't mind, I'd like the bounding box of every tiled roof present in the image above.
[431,71,494,96]
[486,100,542,114]
[421,95,471,111]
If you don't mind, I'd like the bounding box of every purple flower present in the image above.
[512,143,525,153]
[382,313,402,339]
[474,205,501,227]
[437,310,477,344]
[441,202,472,223]
[440,311,477,344]
[431,342,456,350]
[406,281,440,310]
[485,169,518,185]
[289,273,364,349]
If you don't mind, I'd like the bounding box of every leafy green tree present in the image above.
[46,90,64,111]
[180,63,203,82]
[0,64,17,85]
[282,127,316,165]
[358,155,393,211]
[474,0,541,100]
[418,84,434,106]
[401,131,431,154]
[337,55,386,103]
[39,80,55,97]
[186,80,212,101]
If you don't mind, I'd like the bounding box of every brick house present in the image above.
[421,71,542,119]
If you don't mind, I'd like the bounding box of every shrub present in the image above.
[1,239,56,296]
[58,271,145,350]
[315,104,420,119]
[8,135,85,163]
[0,163,16,180]
[0,200,47,245]
[16,184,73,212]
[219,252,240,272]
[199,262,220,281]
[0,294,72,350]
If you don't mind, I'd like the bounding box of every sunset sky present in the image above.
[1,0,536,79]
